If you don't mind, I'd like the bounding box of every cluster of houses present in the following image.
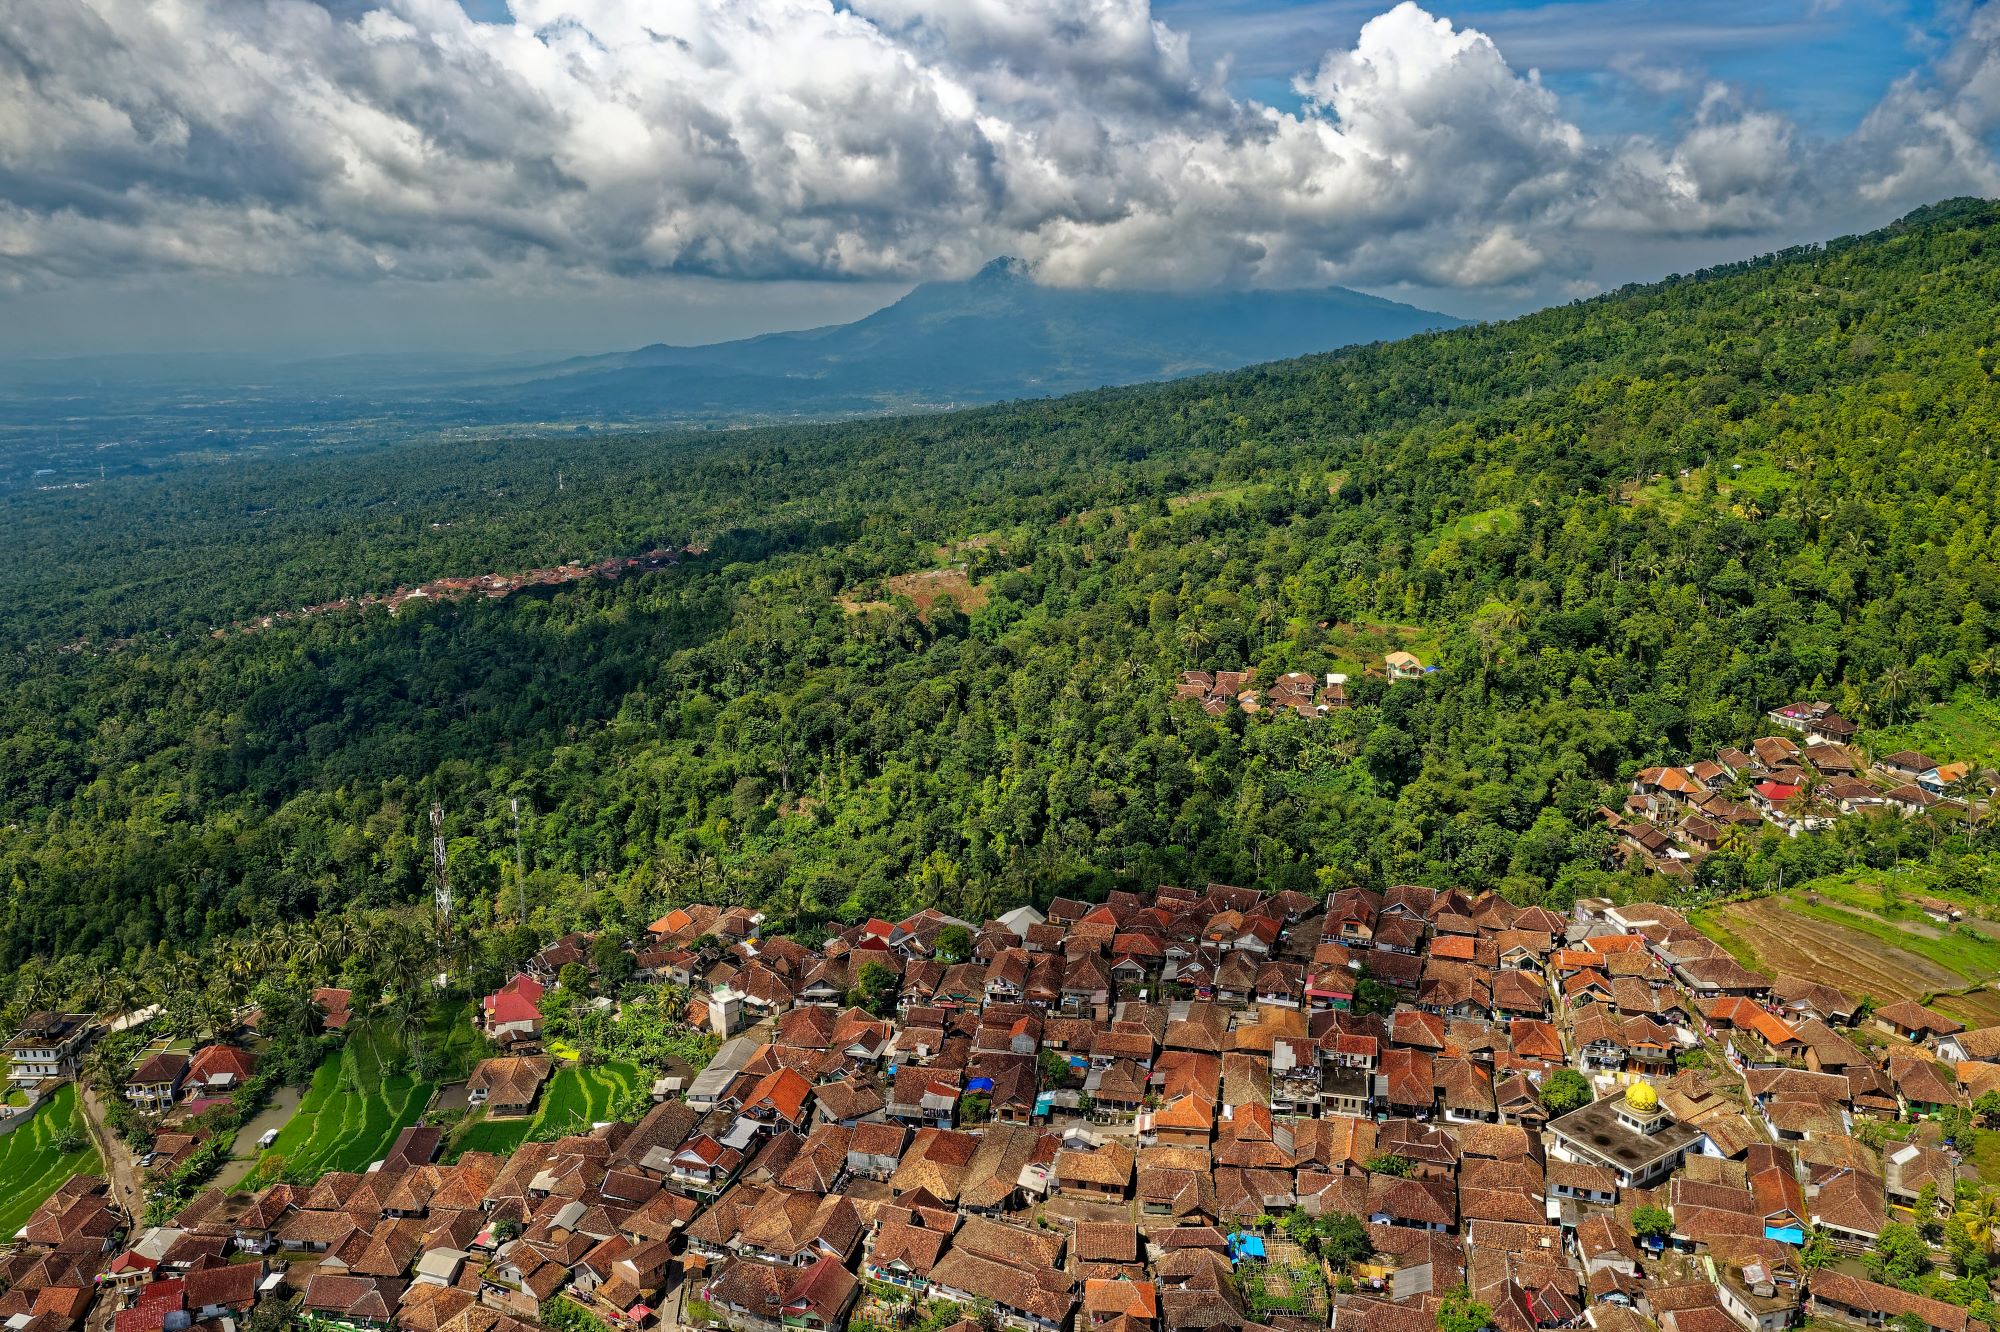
[227,549,695,638]
[1175,671,1350,719]
[1174,654,1434,720]
[1607,701,1991,873]
[9,887,2000,1332]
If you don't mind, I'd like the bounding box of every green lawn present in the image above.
[0,1085,100,1236]
[244,1012,479,1185]
[452,1062,641,1158]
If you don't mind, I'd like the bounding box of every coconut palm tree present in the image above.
[1877,664,1917,725]
[1954,1189,2000,1252]
[1971,649,2000,698]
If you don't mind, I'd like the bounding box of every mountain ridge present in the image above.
[487,262,1466,417]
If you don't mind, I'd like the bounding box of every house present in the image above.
[1872,1000,1963,1046]
[182,1044,256,1101]
[705,1255,858,1332]
[1055,1141,1134,1202]
[1383,650,1427,683]
[300,1273,403,1328]
[184,1262,260,1320]
[1921,763,1978,798]
[6,1013,96,1086]
[1810,1270,1986,1332]
[926,1219,1075,1332]
[124,1051,190,1113]
[313,987,354,1031]
[482,975,546,1047]
[467,1056,555,1117]
[1874,751,1937,782]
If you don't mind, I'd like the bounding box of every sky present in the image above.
[1,0,1997,360]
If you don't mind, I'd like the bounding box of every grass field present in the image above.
[246,1003,484,1186]
[1866,689,2000,770]
[452,1062,641,1158]
[0,1085,100,1236]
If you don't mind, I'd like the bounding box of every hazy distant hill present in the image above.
[0,262,1461,479]
[493,259,1465,417]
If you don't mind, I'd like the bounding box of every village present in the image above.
[1610,700,1992,875]
[216,546,702,639]
[2,881,1999,1332]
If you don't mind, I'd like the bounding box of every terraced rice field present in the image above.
[1698,896,1965,1002]
[246,1023,434,1185]
[0,1085,100,1236]
[452,1062,641,1158]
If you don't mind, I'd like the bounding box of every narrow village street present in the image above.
[75,1082,145,1222]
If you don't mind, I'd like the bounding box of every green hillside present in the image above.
[3,199,2000,982]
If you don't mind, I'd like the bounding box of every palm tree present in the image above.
[1972,649,2000,698]
[1955,1189,2000,1252]
[1176,621,1212,658]
[1877,664,1917,725]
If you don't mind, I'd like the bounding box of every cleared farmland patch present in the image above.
[1699,896,1963,1002]
[838,567,988,620]
[1935,987,2000,1028]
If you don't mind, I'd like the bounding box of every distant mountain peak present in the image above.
[971,256,1033,284]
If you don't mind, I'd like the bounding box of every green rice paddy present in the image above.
[0,1085,101,1236]
[245,1002,484,1186]
[452,1062,642,1158]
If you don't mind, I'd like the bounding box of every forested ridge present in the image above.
[3,198,2000,995]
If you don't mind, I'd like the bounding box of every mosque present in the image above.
[1544,1078,1709,1189]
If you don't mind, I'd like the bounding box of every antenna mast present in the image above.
[511,797,527,923]
[430,802,451,938]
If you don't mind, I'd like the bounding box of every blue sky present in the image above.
[1155,0,1942,132]
[2,0,1994,359]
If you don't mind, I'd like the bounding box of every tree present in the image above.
[1039,1048,1075,1087]
[1974,1091,2000,1129]
[1631,1206,1674,1242]
[1915,1181,1944,1240]
[850,961,900,1017]
[1953,1188,2000,1254]
[1314,1211,1374,1269]
[1436,1286,1491,1332]
[1539,1068,1592,1116]
[958,1092,990,1124]
[1869,1221,1934,1286]
[1365,1154,1415,1177]
[591,936,636,990]
[934,925,974,965]
[1801,1227,1837,1271]
[1353,979,1398,1016]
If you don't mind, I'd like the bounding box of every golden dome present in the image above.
[1624,1081,1659,1112]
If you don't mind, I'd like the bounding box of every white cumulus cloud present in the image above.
[0,0,1995,299]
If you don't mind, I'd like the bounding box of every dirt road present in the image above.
[76,1082,146,1222]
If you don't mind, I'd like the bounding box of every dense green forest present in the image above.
[4,198,2000,994]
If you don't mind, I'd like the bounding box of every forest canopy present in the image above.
[2,198,2000,984]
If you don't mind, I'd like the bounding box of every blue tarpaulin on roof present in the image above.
[1227,1233,1266,1263]
[966,1077,995,1093]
